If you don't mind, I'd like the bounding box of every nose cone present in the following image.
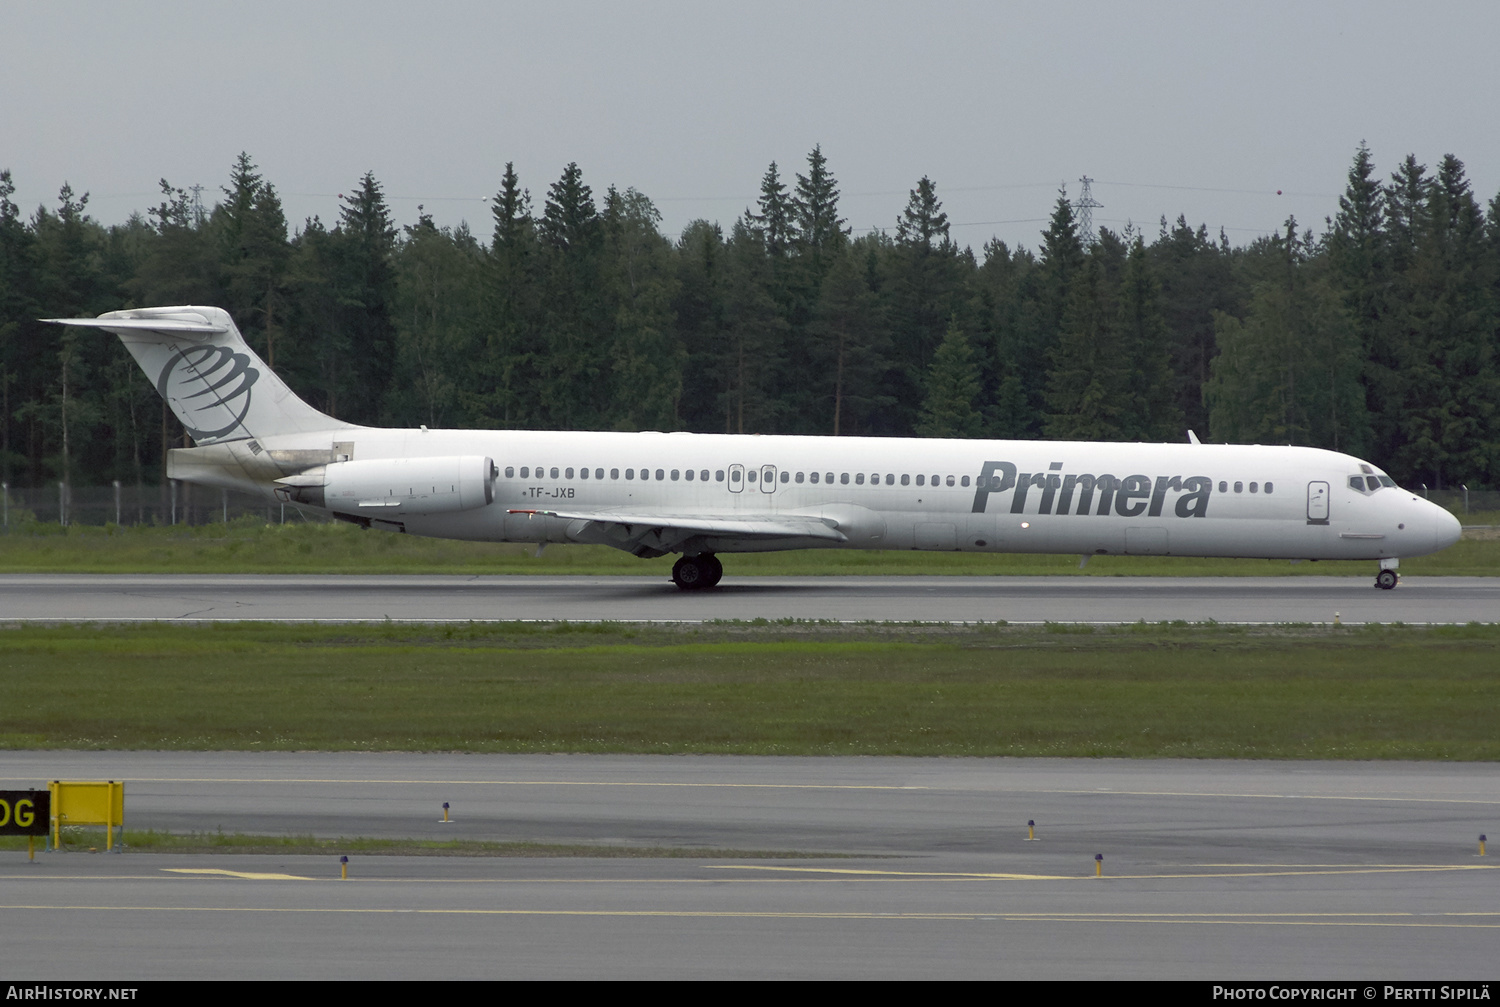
[1432,506,1463,553]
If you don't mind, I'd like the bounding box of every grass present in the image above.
[1,620,1497,759]
[0,516,1495,575]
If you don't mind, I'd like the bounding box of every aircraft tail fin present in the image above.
[44,306,355,444]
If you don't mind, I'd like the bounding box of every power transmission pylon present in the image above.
[189,184,207,227]
[1074,176,1102,246]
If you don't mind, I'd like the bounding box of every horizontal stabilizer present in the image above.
[45,316,226,338]
[42,305,352,444]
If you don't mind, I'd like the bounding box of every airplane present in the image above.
[46,305,1462,591]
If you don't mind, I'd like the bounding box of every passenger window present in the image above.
[626,469,635,480]
[810,472,819,484]
[825,473,833,484]
[916,475,924,486]
[728,469,737,483]
[946,476,955,487]
[1218,481,1227,493]
[855,473,865,485]
[885,474,894,486]
[717,470,726,482]
[595,468,604,479]
[507,467,516,478]
[1249,482,1258,493]
[701,470,709,482]
[519,467,529,478]
[1234,481,1243,493]
[610,469,619,479]
[565,468,574,479]
[671,469,679,481]
[579,468,588,479]
[795,472,804,484]
[1265,482,1274,494]
[781,471,789,483]
[685,469,694,481]
[900,474,909,486]
[841,473,850,485]
[961,476,970,487]
[748,470,756,483]
[550,467,560,479]
[655,469,664,481]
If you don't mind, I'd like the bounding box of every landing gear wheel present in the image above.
[701,553,723,589]
[1375,569,1398,590]
[672,555,708,591]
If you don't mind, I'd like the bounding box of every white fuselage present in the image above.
[182,426,1463,562]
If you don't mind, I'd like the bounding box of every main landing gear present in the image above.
[672,553,723,591]
[1375,558,1399,590]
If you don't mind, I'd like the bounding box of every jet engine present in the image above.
[275,456,497,515]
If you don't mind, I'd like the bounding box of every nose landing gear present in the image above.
[671,553,724,591]
[1375,569,1399,590]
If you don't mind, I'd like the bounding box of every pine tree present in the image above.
[813,242,889,435]
[1391,155,1498,487]
[1044,250,1127,440]
[974,238,1038,438]
[601,188,683,430]
[1206,219,1365,452]
[218,153,289,366]
[718,217,787,432]
[1149,214,1239,435]
[1115,236,1181,440]
[535,163,605,428]
[792,145,847,277]
[747,161,793,260]
[391,212,486,427]
[0,170,36,482]
[482,162,539,426]
[673,219,728,431]
[918,321,983,438]
[330,171,397,422]
[896,177,950,252]
[885,176,965,433]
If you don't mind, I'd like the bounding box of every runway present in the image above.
[2,753,1497,979]
[1,573,1496,623]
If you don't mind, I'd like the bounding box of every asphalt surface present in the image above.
[2,753,1497,979]
[0,573,1496,623]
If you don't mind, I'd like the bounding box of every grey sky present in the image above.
[6,1,1498,253]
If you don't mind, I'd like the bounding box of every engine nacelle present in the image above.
[275,456,497,515]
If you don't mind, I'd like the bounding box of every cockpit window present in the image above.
[1378,476,1396,488]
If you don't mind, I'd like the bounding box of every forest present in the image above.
[0,143,1496,494]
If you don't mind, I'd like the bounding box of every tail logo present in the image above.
[156,344,260,441]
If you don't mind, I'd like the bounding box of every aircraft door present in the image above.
[1307,481,1330,524]
[728,464,744,494]
[760,465,777,494]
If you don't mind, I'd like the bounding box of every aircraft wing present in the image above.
[507,507,848,555]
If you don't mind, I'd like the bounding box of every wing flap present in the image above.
[507,508,847,543]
